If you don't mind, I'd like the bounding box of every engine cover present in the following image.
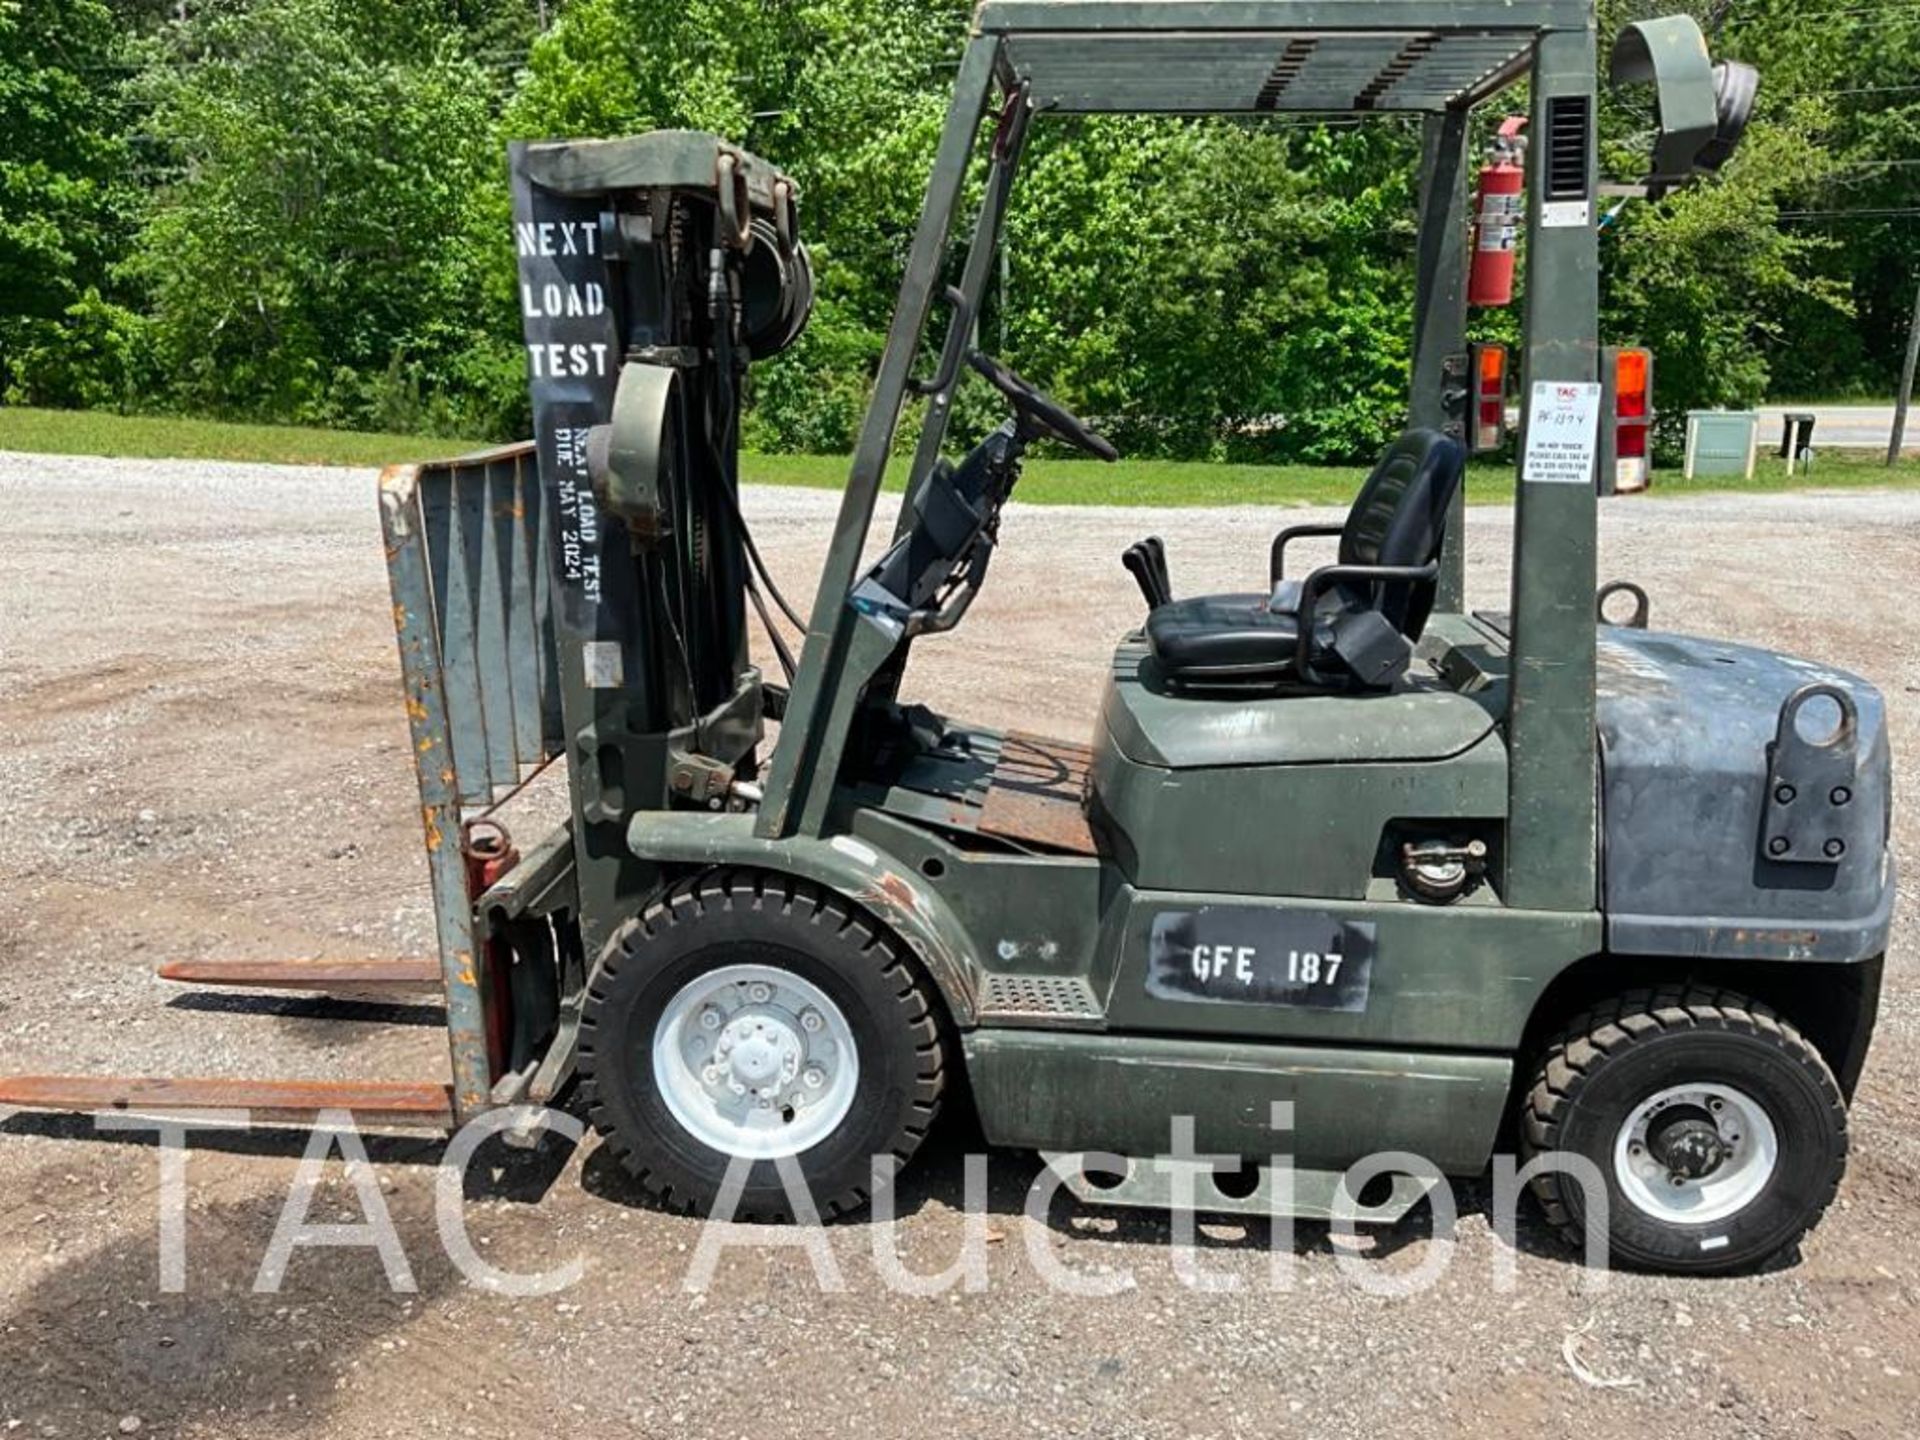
[1597,628,1894,961]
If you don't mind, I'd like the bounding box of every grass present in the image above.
[741,450,1389,506]
[0,406,488,468]
[1647,449,1919,499]
[744,446,1919,507]
[4,404,1915,505]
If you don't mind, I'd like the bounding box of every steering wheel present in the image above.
[966,351,1119,463]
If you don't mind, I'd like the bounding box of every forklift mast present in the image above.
[507,134,812,955]
[376,135,815,1121]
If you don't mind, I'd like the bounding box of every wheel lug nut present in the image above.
[699,1008,722,1030]
[749,983,771,1003]
[803,1067,826,1089]
[801,1010,823,1033]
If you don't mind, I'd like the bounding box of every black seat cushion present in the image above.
[1146,593,1330,684]
[1144,428,1465,692]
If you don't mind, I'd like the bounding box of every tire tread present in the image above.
[578,871,947,1222]
[1518,984,1847,1271]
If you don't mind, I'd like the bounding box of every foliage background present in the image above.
[1,0,1915,461]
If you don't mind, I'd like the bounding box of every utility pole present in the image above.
[1891,276,1920,466]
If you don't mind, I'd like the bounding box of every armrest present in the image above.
[1292,560,1440,681]
[1270,523,1345,583]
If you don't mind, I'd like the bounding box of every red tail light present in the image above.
[1616,348,1650,420]
[1469,342,1508,453]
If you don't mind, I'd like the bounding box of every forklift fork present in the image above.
[0,445,575,1135]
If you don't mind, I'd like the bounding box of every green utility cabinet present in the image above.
[1684,409,1759,478]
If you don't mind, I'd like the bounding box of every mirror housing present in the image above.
[1610,15,1759,197]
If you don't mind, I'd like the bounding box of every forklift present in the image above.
[0,2,1894,1275]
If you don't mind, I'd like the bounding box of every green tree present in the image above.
[1599,113,1846,455]
[994,117,1421,461]
[1714,0,1920,398]
[1595,0,1920,433]
[124,0,506,432]
[0,0,137,403]
[8,0,1908,454]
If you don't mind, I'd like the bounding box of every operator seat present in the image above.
[1141,428,1466,692]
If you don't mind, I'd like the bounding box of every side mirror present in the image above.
[1609,15,1758,197]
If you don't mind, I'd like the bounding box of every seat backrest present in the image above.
[1334,428,1466,636]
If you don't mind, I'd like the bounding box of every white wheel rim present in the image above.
[1613,1082,1779,1226]
[652,963,859,1160]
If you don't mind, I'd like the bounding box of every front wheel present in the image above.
[1520,986,1848,1275]
[579,871,947,1219]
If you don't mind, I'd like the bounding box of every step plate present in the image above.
[0,1076,455,1128]
[157,957,442,991]
[977,973,1104,1030]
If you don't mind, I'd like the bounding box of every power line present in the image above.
[1771,82,1920,98]
[1777,206,1920,219]
[1728,1,1920,22]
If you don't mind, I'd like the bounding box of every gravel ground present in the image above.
[1,449,1917,1439]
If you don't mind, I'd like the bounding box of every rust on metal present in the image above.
[870,869,929,919]
[977,731,1098,855]
[0,1076,456,1127]
[156,957,443,991]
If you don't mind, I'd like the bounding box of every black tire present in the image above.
[579,870,946,1219]
[1520,985,1847,1276]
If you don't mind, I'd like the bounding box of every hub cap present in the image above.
[652,963,858,1160]
[1613,1082,1778,1226]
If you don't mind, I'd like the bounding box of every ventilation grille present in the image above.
[1545,95,1592,200]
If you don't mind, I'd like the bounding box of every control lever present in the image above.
[1123,539,1173,611]
[1142,537,1171,606]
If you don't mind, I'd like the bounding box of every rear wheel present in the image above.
[580,871,946,1219]
[1520,986,1847,1275]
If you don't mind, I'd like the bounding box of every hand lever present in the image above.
[1123,542,1172,611]
[1142,537,1172,607]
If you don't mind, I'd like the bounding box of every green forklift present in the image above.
[1,2,1893,1276]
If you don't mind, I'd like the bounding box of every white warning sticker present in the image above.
[582,641,623,689]
[1521,381,1603,485]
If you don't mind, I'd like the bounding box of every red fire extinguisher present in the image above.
[1468,117,1528,308]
